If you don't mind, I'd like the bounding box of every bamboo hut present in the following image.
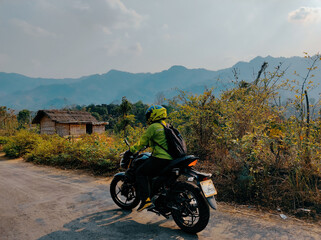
[32,110,108,137]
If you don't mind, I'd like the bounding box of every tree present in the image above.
[17,109,31,126]
[286,53,321,165]
[132,101,149,124]
[115,97,135,134]
[0,106,18,135]
[119,96,132,117]
[155,92,166,105]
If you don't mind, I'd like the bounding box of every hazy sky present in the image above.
[0,0,321,78]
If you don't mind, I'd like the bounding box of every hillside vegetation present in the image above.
[1,54,320,218]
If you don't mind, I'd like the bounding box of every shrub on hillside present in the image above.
[24,134,68,164]
[2,125,146,174]
[170,73,321,216]
[0,136,9,145]
[0,136,10,151]
[23,131,133,174]
[3,130,41,158]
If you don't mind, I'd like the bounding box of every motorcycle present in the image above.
[110,139,218,233]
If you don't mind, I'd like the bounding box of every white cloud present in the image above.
[99,25,112,35]
[72,1,90,11]
[288,7,321,23]
[1,0,320,78]
[105,40,122,56]
[71,0,143,30]
[105,40,142,56]
[163,33,172,41]
[162,24,169,30]
[107,0,143,28]
[11,19,57,38]
[17,0,144,35]
[129,42,143,55]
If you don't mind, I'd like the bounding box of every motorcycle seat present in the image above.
[158,155,198,176]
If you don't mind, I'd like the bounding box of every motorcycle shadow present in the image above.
[38,208,200,240]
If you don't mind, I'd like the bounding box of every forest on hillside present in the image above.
[0,53,320,218]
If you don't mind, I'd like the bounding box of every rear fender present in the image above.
[183,168,217,210]
[207,196,218,210]
[113,172,126,178]
[183,168,212,182]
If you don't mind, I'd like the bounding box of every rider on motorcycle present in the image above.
[127,105,173,212]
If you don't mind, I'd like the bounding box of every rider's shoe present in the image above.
[137,197,152,212]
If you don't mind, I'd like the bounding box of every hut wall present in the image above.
[93,125,105,134]
[70,124,86,136]
[40,116,56,135]
[56,123,70,137]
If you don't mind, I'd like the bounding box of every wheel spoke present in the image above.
[175,191,201,227]
[116,187,122,195]
[170,182,210,233]
[111,177,140,210]
[116,184,134,205]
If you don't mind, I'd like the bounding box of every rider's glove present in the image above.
[123,150,133,159]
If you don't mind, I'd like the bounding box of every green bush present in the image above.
[25,135,67,164]
[3,130,41,158]
[22,131,133,174]
[3,140,20,158]
[0,136,9,145]
[2,129,130,173]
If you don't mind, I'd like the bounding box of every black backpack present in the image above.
[154,123,187,159]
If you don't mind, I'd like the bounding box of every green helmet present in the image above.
[145,105,167,124]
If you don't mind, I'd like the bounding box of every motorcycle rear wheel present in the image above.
[110,174,140,210]
[171,181,210,234]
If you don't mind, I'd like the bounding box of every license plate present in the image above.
[200,179,217,197]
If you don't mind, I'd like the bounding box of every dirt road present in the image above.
[1,153,320,240]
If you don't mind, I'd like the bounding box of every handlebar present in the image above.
[123,138,147,156]
[124,138,130,147]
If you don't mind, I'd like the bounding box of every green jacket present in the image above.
[130,120,173,160]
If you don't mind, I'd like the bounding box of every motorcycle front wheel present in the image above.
[171,181,210,234]
[110,174,140,210]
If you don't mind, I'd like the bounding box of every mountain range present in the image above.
[1,55,320,111]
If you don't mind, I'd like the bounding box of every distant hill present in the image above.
[1,56,320,110]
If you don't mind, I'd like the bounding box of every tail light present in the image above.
[188,159,198,167]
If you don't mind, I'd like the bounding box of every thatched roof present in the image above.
[32,110,107,125]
